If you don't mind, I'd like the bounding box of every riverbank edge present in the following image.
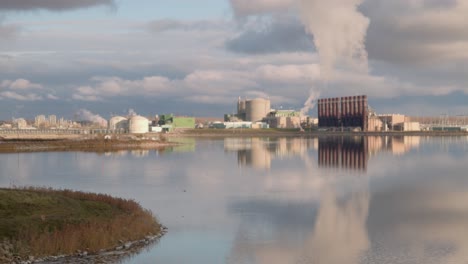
[0,137,178,153]
[168,129,468,138]
[0,188,166,263]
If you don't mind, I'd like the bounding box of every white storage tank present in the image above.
[109,116,128,130]
[129,115,149,134]
[246,98,271,122]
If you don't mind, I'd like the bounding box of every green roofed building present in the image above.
[158,114,195,129]
[172,117,195,129]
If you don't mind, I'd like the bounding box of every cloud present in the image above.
[229,0,295,17]
[72,76,173,101]
[46,94,59,100]
[255,64,320,84]
[362,0,468,65]
[147,19,230,33]
[1,78,43,91]
[0,0,116,11]
[226,17,313,54]
[0,21,19,38]
[0,91,42,101]
[0,78,62,101]
[8,78,43,90]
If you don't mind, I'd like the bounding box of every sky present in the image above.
[0,0,467,120]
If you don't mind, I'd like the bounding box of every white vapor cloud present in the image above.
[299,0,370,79]
[75,109,107,127]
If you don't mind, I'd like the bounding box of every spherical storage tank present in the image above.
[246,98,271,122]
[109,116,128,130]
[129,115,149,134]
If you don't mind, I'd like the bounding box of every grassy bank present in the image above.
[0,187,163,261]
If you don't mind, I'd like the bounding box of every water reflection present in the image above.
[224,138,314,170]
[1,136,467,264]
[318,136,420,171]
[318,137,368,171]
[225,136,420,171]
[226,136,423,264]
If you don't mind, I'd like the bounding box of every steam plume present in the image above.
[300,88,320,116]
[298,0,370,115]
[127,108,138,117]
[76,109,108,127]
[299,0,370,79]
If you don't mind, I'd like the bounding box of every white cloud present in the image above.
[46,94,59,100]
[9,78,43,90]
[0,91,42,101]
[1,78,42,90]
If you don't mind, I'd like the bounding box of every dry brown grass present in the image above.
[0,187,163,258]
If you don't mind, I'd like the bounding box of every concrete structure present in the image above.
[227,97,272,123]
[264,110,302,129]
[367,116,384,132]
[378,114,406,130]
[245,98,271,122]
[394,122,421,131]
[128,115,149,134]
[109,116,128,131]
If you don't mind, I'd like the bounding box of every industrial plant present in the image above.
[1,94,467,135]
[221,97,308,129]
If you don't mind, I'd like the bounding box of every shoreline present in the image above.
[168,129,468,138]
[0,136,178,153]
[0,188,166,263]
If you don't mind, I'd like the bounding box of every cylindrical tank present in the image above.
[129,115,149,134]
[246,98,271,122]
[109,116,128,130]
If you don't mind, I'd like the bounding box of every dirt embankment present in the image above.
[0,137,176,153]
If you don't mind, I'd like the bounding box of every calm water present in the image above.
[1,136,468,264]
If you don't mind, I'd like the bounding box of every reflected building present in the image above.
[318,136,421,171]
[226,136,420,171]
[224,138,316,170]
[318,136,368,171]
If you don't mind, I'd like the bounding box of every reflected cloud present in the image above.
[228,176,370,264]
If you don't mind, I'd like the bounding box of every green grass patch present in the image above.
[0,187,162,258]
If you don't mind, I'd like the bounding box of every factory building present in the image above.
[264,110,302,129]
[223,97,271,129]
[317,96,422,132]
[318,95,368,131]
[158,114,195,130]
[394,122,421,131]
[234,97,271,122]
[378,114,406,131]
